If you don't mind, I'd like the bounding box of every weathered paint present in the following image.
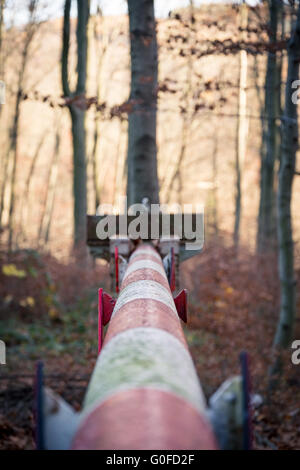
[103,299,188,347]
[121,268,170,290]
[129,247,161,261]
[72,243,217,449]
[112,279,178,318]
[83,327,206,413]
[123,259,166,280]
[128,252,162,265]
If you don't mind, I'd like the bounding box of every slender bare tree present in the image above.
[274,6,299,349]
[234,0,248,246]
[89,10,107,211]
[257,0,282,252]
[269,2,300,383]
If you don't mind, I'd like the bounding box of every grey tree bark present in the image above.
[126,0,159,206]
[273,5,300,350]
[62,0,89,247]
[257,0,281,253]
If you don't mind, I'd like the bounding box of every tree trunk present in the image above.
[90,13,106,212]
[62,0,89,248]
[70,105,87,245]
[91,111,101,211]
[257,0,281,253]
[114,120,127,206]
[126,0,159,206]
[7,86,23,250]
[273,7,300,350]
[268,5,300,389]
[234,1,248,247]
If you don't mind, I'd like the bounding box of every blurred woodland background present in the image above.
[0,0,300,450]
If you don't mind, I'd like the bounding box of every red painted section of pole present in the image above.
[72,389,217,450]
[121,266,170,291]
[103,299,188,349]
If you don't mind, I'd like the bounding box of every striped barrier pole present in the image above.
[72,243,217,450]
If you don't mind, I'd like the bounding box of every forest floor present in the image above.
[0,240,299,450]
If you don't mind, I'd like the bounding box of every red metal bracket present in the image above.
[98,288,116,354]
[174,289,187,323]
[115,246,119,293]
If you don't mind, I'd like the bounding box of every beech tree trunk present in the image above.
[273,6,300,350]
[257,0,281,253]
[126,0,159,206]
[62,0,89,247]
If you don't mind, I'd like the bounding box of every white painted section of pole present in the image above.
[130,248,161,261]
[82,327,207,417]
[111,279,178,317]
[123,259,167,280]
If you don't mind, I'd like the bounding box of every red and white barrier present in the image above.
[72,243,217,450]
